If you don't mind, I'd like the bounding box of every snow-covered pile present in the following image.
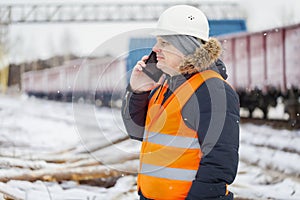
[232,124,300,199]
[0,94,299,200]
[0,176,138,200]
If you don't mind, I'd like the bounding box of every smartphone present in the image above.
[142,51,163,82]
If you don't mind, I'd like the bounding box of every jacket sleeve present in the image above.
[185,78,240,200]
[121,85,151,141]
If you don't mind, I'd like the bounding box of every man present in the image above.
[122,5,240,200]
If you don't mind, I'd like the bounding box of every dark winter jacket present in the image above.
[122,39,240,200]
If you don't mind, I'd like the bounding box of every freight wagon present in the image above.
[22,57,127,107]
[218,23,300,121]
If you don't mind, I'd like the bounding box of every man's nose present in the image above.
[152,43,161,53]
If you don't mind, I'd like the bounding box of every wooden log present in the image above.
[0,148,89,164]
[0,160,139,183]
[2,137,131,164]
[0,157,55,170]
[73,135,130,154]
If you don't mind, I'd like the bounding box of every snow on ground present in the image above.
[0,94,300,200]
[0,94,78,152]
[232,124,300,199]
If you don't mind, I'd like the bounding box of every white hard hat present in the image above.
[152,5,209,41]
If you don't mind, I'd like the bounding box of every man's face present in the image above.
[152,36,184,76]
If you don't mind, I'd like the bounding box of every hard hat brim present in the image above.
[151,28,209,42]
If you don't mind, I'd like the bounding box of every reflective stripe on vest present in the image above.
[145,131,200,149]
[140,163,197,181]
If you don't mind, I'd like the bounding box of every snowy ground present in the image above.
[0,94,299,200]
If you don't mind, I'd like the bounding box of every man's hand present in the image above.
[130,55,159,92]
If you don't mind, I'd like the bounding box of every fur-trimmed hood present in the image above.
[179,38,222,74]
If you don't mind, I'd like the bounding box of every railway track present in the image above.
[240,117,300,130]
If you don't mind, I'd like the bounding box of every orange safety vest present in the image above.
[137,70,225,200]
